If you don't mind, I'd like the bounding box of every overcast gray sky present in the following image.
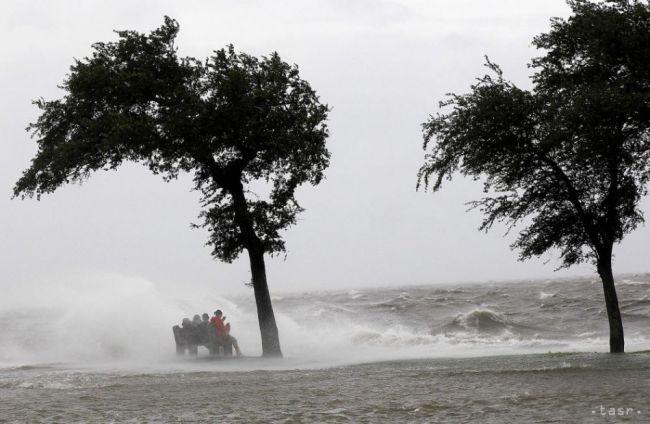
[1,0,648,298]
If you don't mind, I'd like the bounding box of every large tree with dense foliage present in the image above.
[14,17,330,357]
[418,0,650,353]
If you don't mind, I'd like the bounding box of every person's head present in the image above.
[214,310,223,317]
[182,318,191,327]
[202,313,209,322]
[192,314,201,323]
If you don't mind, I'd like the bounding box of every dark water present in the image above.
[1,274,650,422]
[2,354,649,423]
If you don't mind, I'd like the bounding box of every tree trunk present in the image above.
[597,254,624,353]
[247,246,283,357]
[228,180,282,357]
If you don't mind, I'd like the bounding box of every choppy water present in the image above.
[1,274,650,422]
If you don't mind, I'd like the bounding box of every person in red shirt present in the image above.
[210,310,242,356]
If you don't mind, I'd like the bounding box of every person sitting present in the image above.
[181,318,192,328]
[186,314,206,344]
[199,313,211,332]
[180,317,199,350]
[210,309,243,356]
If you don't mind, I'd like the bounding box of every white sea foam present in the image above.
[539,291,556,299]
[619,280,650,286]
[347,289,365,300]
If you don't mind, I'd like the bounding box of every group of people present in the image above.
[181,309,242,356]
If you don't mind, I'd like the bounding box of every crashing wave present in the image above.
[448,308,512,334]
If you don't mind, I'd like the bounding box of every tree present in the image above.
[418,0,650,353]
[14,17,330,357]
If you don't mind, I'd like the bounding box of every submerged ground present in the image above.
[1,353,649,423]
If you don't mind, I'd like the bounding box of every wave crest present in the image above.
[446,308,512,334]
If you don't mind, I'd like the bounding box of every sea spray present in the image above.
[0,273,239,366]
[2,274,650,371]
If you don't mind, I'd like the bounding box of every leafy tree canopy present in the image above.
[15,17,330,263]
[419,0,650,268]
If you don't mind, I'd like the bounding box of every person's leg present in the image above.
[228,335,242,356]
